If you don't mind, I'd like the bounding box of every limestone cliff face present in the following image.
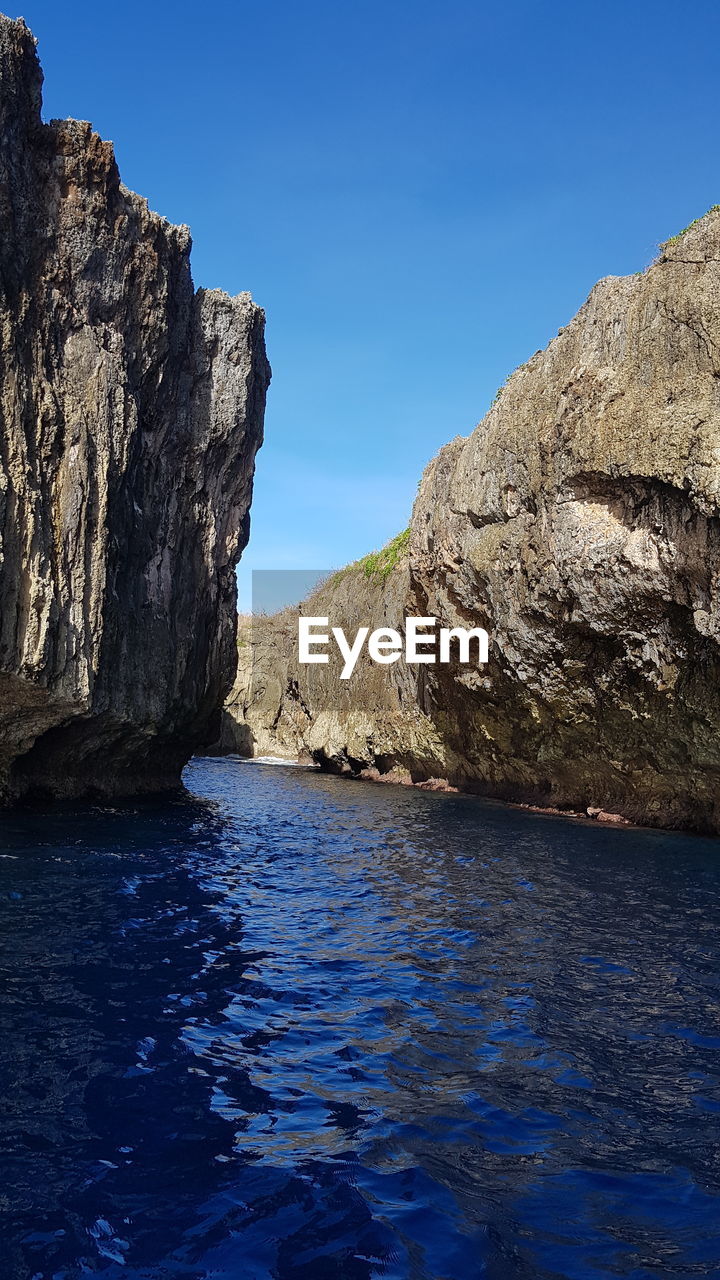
[0,16,270,801]
[227,210,720,833]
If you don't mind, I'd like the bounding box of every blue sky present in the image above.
[20,0,720,608]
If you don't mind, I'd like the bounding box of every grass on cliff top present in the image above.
[331,528,411,586]
[661,204,720,248]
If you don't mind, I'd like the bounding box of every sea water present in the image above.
[1,757,719,1278]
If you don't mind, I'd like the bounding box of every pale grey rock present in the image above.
[0,15,270,801]
[227,211,720,832]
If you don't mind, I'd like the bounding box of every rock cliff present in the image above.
[226,210,720,833]
[0,15,270,801]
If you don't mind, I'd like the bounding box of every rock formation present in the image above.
[0,15,270,802]
[226,210,720,833]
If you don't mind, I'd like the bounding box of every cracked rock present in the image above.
[0,15,270,802]
[223,209,720,833]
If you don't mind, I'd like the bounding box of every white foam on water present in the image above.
[242,755,316,768]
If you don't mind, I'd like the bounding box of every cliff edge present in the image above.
[0,16,270,801]
[226,210,720,833]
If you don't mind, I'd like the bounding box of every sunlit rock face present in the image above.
[0,15,270,801]
[228,210,720,832]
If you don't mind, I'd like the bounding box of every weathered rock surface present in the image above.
[0,15,270,801]
[227,210,720,832]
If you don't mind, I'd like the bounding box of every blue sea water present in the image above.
[1,756,719,1279]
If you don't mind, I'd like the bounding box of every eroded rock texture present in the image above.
[229,210,720,832]
[0,16,270,801]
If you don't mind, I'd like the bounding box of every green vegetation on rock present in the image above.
[662,205,720,248]
[332,528,411,586]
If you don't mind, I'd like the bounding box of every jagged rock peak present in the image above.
[0,12,271,801]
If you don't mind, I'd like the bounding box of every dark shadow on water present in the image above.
[0,794,395,1278]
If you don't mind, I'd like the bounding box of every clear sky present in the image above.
[18,0,720,608]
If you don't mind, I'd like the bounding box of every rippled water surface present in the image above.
[1,758,720,1279]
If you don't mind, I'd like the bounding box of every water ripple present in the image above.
[0,758,718,1277]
